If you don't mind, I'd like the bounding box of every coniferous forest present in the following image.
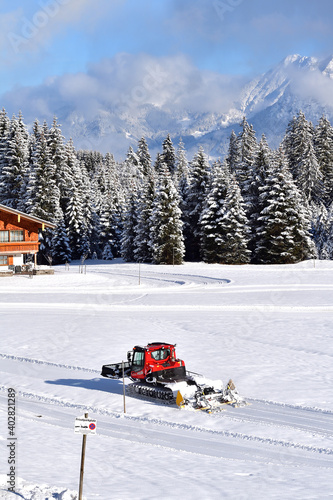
[0,108,333,265]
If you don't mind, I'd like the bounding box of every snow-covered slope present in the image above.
[0,260,333,499]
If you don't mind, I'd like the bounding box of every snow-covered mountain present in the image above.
[180,54,333,159]
[23,54,333,160]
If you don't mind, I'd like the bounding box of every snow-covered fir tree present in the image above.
[121,146,143,188]
[134,169,156,263]
[234,117,258,202]
[247,135,272,255]
[48,116,73,215]
[150,164,185,265]
[284,111,324,205]
[174,138,190,194]
[314,115,333,205]
[136,137,152,177]
[121,187,139,262]
[51,207,72,264]
[183,146,211,261]
[97,152,124,258]
[215,174,251,264]
[161,134,176,177]
[311,203,329,259]
[102,242,114,260]
[226,130,240,176]
[0,114,29,209]
[25,127,60,222]
[254,149,316,264]
[200,160,231,263]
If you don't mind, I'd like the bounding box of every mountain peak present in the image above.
[281,54,318,69]
[318,55,333,78]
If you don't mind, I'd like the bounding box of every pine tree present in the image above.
[0,114,29,208]
[174,138,190,193]
[311,203,328,258]
[226,130,240,176]
[247,135,272,256]
[98,153,124,258]
[25,127,60,221]
[150,165,185,265]
[65,145,91,260]
[136,137,152,177]
[51,207,72,264]
[48,116,73,214]
[285,111,324,204]
[183,146,211,261]
[102,242,114,260]
[134,169,156,262]
[235,117,258,202]
[314,115,333,205]
[200,160,230,263]
[254,150,315,264]
[0,108,10,172]
[216,175,251,264]
[161,134,176,176]
[121,146,143,188]
[121,188,139,262]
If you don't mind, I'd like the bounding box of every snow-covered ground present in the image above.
[0,259,333,500]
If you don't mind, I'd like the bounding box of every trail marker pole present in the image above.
[74,413,97,500]
[79,412,88,500]
[122,361,126,413]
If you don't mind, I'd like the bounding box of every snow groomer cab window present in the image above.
[151,348,170,361]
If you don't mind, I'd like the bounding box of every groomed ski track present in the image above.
[1,352,333,470]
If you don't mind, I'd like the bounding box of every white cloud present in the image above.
[289,65,333,109]
[1,52,243,122]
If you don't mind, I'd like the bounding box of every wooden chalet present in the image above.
[0,203,56,269]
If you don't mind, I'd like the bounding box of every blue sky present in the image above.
[0,0,332,124]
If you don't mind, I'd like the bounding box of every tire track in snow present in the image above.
[2,352,332,433]
[0,387,332,468]
[221,400,333,440]
[0,352,100,374]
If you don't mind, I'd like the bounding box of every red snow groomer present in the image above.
[101,342,246,412]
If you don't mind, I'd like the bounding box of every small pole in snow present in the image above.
[122,360,126,413]
[138,263,141,285]
[78,412,88,500]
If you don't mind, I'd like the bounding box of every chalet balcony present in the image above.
[0,241,39,254]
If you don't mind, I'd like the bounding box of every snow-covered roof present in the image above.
[0,203,56,229]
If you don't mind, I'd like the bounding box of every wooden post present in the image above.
[122,361,126,413]
[79,412,88,500]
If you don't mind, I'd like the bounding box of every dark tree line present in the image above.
[0,108,333,265]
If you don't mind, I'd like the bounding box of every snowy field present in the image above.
[0,259,333,500]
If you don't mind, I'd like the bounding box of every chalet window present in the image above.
[0,256,8,265]
[10,230,24,242]
[0,231,9,242]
